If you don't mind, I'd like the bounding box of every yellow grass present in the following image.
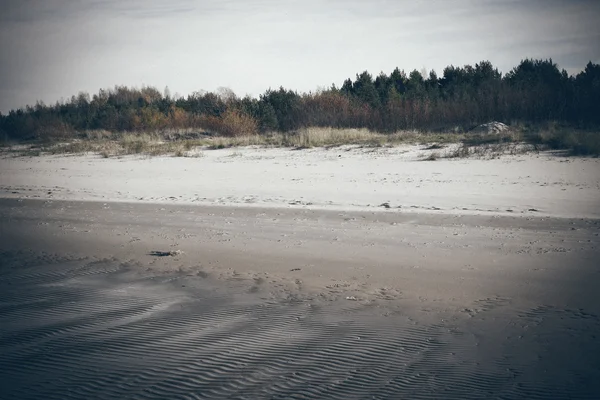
[12,127,559,158]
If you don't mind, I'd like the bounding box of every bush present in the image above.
[199,110,258,137]
[571,132,600,155]
[528,129,600,155]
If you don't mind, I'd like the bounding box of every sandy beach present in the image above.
[1,146,600,399]
[1,145,599,218]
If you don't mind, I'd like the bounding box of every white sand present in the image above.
[1,145,599,218]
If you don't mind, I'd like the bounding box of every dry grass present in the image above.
[7,126,598,158]
[284,127,458,148]
[288,128,383,148]
[0,128,488,158]
[200,128,430,149]
[205,135,275,149]
[11,133,192,158]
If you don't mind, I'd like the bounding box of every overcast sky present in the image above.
[1,0,599,113]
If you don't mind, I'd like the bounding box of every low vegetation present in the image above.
[4,125,597,159]
[527,129,600,156]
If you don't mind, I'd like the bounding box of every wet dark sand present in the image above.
[1,199,600,399]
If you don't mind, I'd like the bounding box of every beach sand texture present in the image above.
[1,146,600,399]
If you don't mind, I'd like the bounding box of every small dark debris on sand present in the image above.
[149,250,182,257]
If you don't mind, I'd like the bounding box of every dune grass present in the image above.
[204,128,460,149]
[3,126,598,158]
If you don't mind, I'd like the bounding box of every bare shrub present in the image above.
[183,140,195,151]
[95,142,122,158]
[528,129,600,156]
[422,152,439,161]
[445,144,471,158]
[174,148,185,157]
[199,110,258,137]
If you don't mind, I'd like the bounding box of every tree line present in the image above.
[1,59,599,140]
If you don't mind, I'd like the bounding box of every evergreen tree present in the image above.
[353,71,381,108]
[389,68,407,95]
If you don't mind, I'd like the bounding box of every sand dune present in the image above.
[1,198,600,399]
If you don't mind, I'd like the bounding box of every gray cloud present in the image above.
[1,0,599,113]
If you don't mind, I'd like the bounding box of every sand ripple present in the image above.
[1,256,599,399]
